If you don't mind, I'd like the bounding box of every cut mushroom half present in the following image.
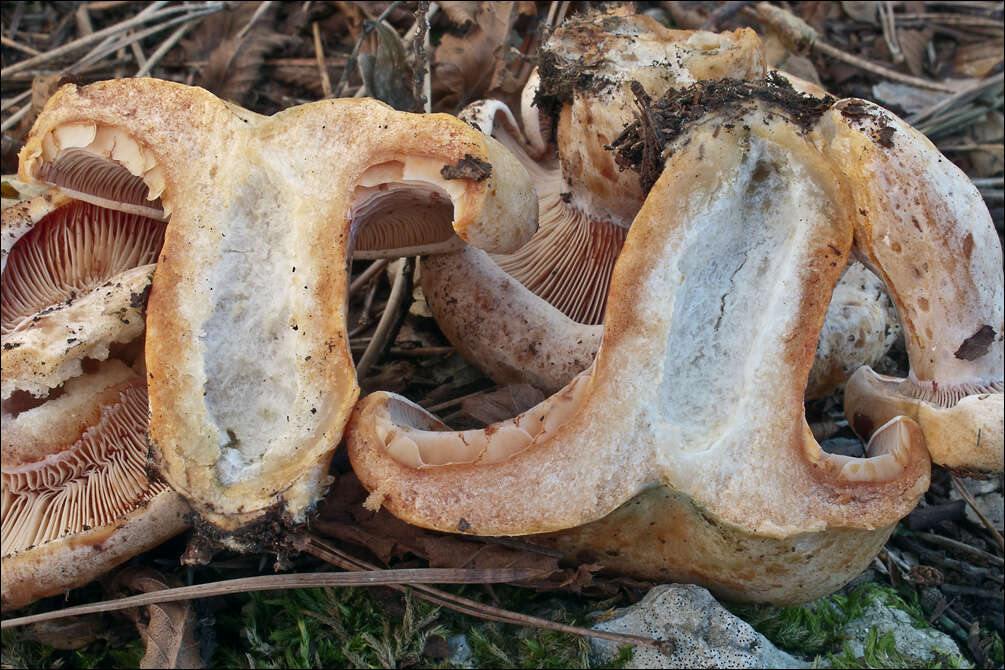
[423,13,898,398]
[2,194,165,400]
[2,359,189,610]
[347,96,931,602]
[20,78,537,540]
[814,100,1004,471]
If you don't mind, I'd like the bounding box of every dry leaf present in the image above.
[897,28,935,78]
[460,384,546,425]
[954,40,1005,79]
[25,617,112,651]
[432,1,534,111]
[185,2,289,105]
[108,567,205,670]
[359,20,420,111]
[840,1,879,25]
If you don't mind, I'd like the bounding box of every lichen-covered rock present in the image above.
[589,584,809,669]
[838,599,963,665]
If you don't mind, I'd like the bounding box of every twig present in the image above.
[941,583,1005,600]
[0,104,32,133]
[235,0,272,42]
[349,258,391,295]
[312,22,333,98]
[75,4,95,37]
[0,568,545,630]
[350,344,454,358]
[66,2,167,76]
[300,534,670,655]
[332,0,404,98]
[879,1,904,65]
[914,530,1005,567]
[907,72,1004,128]
[0,89,31,113]
[1,35,41,56]
[2,3,221,77]
[71,6,222,74]
[951,474,1005,553]
[134,20,196,78]
[356,258,414,377]
[555,1,571,25]
[750,2,957,94]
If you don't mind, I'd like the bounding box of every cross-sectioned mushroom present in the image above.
[422,13,898,399]
[347,85,931,603]
[19,78,537,541]
[814,100,1004,472]
[2,194,164,400]
[2,359,189,610]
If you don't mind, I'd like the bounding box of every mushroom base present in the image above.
[528,484,893,605]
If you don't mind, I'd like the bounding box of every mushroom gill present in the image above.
[422,12,899,398]
[19,78,537,540]
[2,359,189,610]
[32,123,166,220]
[1,194,165,400]
[347,97,931,603]
[351,159,464,259]
[814,100,1004,472]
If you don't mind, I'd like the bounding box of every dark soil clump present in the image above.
[610,72,836,194]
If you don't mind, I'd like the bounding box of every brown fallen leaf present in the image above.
[431,1,535,111]
[460,383,546,425]
[108,567,205,670]
[183,2,289,106]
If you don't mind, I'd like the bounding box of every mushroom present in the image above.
[808,261,901,399]
[347,83,931,603]
[2,193,164,400]
[2,359,189,610]
[419,11,767,393]
[813,100,1004,472]
[19,78,537,541]
[421,12,899,399]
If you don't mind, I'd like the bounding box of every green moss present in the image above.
[1,627,144,669]
[727,582,970,669]
[827,628,969,669]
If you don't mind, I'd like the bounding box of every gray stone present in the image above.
[447,633,473,668]
[589,584,809,669]
[838,599,962,665]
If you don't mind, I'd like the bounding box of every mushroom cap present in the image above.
[536,10,766,225]
[19,78,538,536]
[348,98,930,565]
[2,360,189,610]
[2,195,164,400]
[807,261,900,399]
[813,99,1004,471]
